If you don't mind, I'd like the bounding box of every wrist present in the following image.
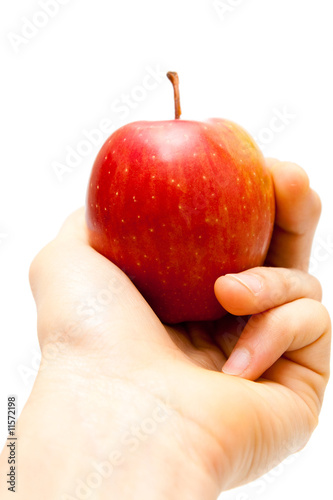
[0,360,220,500]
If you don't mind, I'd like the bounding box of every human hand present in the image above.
[0,159,330,499]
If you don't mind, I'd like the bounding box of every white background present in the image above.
[0,0,332,498]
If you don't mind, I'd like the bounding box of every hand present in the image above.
[0,160,330,499]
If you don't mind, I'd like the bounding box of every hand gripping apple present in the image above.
[86,72,275,323]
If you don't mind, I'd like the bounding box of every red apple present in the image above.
[86,72,275,324]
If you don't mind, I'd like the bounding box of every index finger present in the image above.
[264,159,322,271]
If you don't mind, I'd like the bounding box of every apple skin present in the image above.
[86,118,275,324]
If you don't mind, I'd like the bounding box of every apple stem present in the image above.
[167,72,182,120]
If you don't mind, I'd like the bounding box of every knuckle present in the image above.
[289,270,322,301]
[269,267,293,305]
[309,275,323,301]
[268,267,323,303]
[317,302,331,334]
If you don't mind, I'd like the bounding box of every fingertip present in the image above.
[57,207,88,243]
[222,347,251,376]
[265,157,280,170]
[29,208,88,303]
[309,188,322,221]
[214,274,258,316]
[272,161,310,199]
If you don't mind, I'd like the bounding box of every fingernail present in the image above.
[222,347,251,376]
[225,273,262,295]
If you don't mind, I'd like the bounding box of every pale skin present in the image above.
[0,159,330,499]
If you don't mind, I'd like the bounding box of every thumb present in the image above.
[29,208,165,353]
